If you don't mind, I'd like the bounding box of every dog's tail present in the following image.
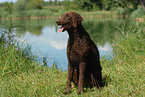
[91,74,107,88]
[101,75,107,88]
[102,75,107,80]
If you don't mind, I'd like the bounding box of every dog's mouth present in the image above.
[59,25,65,32]
[56,20,70,32]
[57,22,71,32]
[59,24,70,32]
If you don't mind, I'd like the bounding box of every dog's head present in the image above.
[56,12,83,32]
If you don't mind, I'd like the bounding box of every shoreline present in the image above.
[0,14,128,20]
[0,10,130,20]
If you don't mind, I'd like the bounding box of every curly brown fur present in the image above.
[56,12,104,94]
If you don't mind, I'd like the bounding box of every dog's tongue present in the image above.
[59,27,64,32]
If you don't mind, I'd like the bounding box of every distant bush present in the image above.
[1,11,9,17]
[116,7,132,16]
[130,7,145,17]
[13,0,26,11]
[14,0,43,11]
[65,0,95,11]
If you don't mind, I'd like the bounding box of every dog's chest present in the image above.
[73,38,88,54]
[67,37,90,62]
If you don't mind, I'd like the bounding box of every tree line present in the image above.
[0,0,145,13]
[69,0,145,11]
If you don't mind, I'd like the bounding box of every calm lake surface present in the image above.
[0,18,136,71]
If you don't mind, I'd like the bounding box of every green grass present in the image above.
[0,24,145,96]
[0,6,119,19]
[80,11,118,17]
[0,6,64,19]
[102,23,145,96]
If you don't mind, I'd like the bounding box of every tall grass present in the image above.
[0,24,145,96]
[0,7,65,19]
[0,29,35,76]
[104,23,145,96]
[0,6,122,19]
[0,28,67,96]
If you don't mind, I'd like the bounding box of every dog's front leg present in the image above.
[64,62,73,94]
[78,62,86,94]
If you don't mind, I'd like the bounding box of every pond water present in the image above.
[0,18,136,71]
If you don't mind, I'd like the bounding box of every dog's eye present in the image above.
[66,14,70,17]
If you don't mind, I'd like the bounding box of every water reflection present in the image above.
[17,25,69,70]
[0,18,135,71]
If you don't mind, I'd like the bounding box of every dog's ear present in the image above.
[72,13,83,28]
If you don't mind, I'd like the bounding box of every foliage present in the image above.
[67,0,145,11]
[13,0,27,11]
[109,24,145,96]
[0,6,65,18]
[66,0,103,11]
[14,0,43,11]
[115,7,133,17]
[130,7,145,17]
[102,0,129,10]
[26,0,43,10]
[140,0,145,11]
[0,0,145,18]
[0,28,34,76]
[90,0,103,9]
[114,23,145,61]
[73,0,94,11]
[0,0,145,13]
[3,2,13,14]
[42,0,65,6]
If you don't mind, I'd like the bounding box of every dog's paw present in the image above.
[63,91,70,95]
[63,88,70,95]
[78,89,83,95]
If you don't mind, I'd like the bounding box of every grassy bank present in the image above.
[0,6,122,20]
[0,29,66,96]
[0,24,145,96]
[102,24,145,96]
[1,2,145,20]
[1,6,145,20]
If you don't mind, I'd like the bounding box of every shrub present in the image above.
[116,7,132,16]
[130,7,145,17]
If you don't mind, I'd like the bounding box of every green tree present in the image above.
[4,2,13,14]
[127,0,140,10]
[33,0,43,9]
[14,0,27,11]
[26,1,36,10]
[71,0,94,11]
[104,0,145,11]
[90,0,103,9]
[14,0,43,11]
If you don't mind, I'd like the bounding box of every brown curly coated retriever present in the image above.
[56,12,104,94]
